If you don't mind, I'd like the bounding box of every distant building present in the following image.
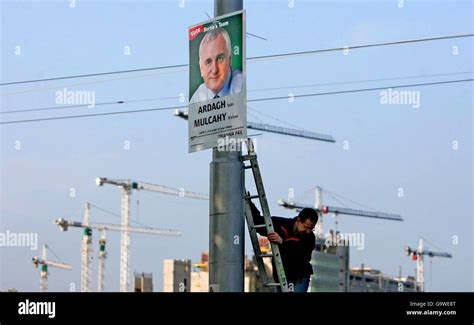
[309,230,416,292]
[134,272,153,292]
[191,269,209,292]
[163,259,191,292]
[348,266,416,292]
[190,251,208,292]
[167,248,271,292]
[309,232,350,292]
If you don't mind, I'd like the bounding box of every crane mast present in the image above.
[120,186,131,292]
[81,203,93,292]
[95,177,206,292]
[32,244,72,292]
[405,238,452,292]
[55,200,182,292]
[314,186,324,238]
[97,229,107,292]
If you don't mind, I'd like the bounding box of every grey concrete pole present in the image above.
[209,0,244,292]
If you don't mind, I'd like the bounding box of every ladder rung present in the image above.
[245,195,259,200]
[241,154,256,161]
[252,224,266,229]
[244,165,252,169]
[259,254,273,258]
[265,283,281,287]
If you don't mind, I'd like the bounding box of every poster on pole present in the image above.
[188,10,246,153]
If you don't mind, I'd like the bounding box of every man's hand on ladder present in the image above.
[267,232,283,245]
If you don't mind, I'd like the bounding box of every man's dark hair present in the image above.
[298,208,318,224]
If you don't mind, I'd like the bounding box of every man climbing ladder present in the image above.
[248,200,318,292]
[242,138,318,292]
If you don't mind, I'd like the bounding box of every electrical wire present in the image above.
[0,95,181,114]
[248,71,473,93]
[5,71,469,115]
[2,32,471,86]
[2,68,188,97]
[0,105,184,125]
[0,63,187,86]
[1,78,471,125]
[248,33,474,63]
[246,78,473,104]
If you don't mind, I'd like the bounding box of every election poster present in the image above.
[188,10,246,153]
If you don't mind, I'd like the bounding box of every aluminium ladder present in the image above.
[242,138,289,292]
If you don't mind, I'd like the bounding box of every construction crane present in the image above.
[54,202,182,292]
[173,109,336,142]
[81,204,92,292]
[405,238,452,292]
[278,186,402,238]
[32,244,72,292]
[95,177,208,292]
[97,229,107,292]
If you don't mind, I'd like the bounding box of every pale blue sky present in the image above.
[1,0,472,292]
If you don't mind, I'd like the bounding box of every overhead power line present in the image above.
[0,64,186,87]
[248,33,473,62]
[248,71,473,93]
[2,68,188,97]
[0,95,180,114]
[3,71,470,115]
[247,79,472,103]
[1,32,472,86]
[1,78,471,125]
[0,105,185,125]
